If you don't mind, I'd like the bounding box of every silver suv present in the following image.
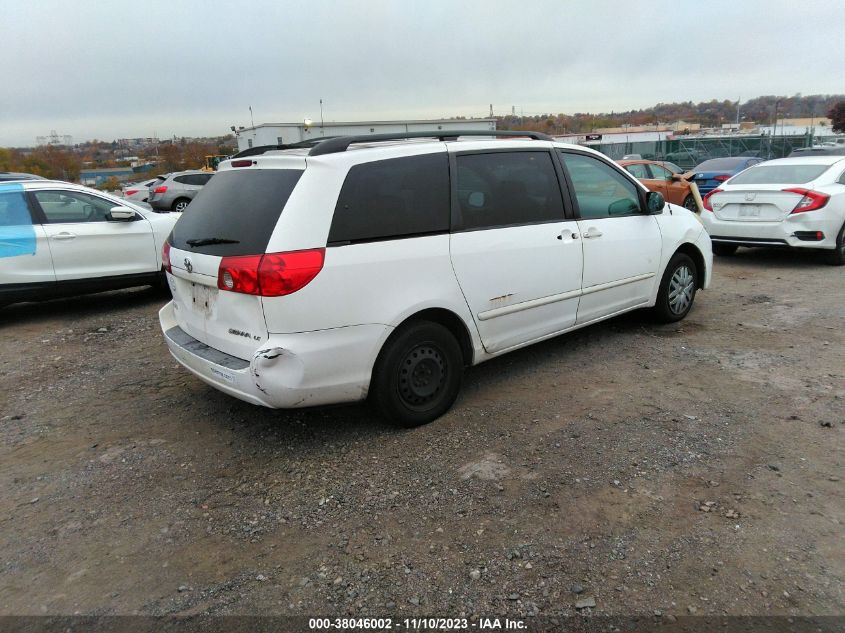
[148,170,214,212]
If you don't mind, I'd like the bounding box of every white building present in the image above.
[232,118,497,152]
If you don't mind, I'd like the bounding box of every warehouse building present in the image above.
[232,118,497,152]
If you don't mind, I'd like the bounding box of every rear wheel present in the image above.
[682,194,698,213]
[825,222,845,266]
[712,243,738,256]
[652,253,698,323]
[172,198,191,212]
[371,321,463,427]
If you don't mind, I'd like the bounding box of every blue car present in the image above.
[691,157,765,196]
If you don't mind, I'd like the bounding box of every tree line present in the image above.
[499,94,845,135]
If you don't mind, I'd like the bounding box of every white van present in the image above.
[159,132,712,426]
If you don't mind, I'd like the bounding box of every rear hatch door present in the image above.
[167,163,305,360]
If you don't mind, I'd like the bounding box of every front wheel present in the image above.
[371,321,463,427]
[652,253,698,323]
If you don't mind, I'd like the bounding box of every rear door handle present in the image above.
[582,227,603,239]
[51,232,77,241]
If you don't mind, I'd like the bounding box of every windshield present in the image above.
[728,164,831,185]
[169,168,303,256]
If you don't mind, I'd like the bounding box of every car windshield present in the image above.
[694,158,747,171]
[728,164,831,185]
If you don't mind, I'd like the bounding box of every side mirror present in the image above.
[107,206,136,222]
[645,191,665,214]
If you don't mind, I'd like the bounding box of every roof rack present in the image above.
[307,130,554,157]
[231,137,339,159]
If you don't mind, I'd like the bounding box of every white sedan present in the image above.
[701,156,845,265]
[0,179,179,307]
[122,177,160,203]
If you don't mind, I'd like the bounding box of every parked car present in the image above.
[0,180,179,307]
[619,159,699,212]
[788,147,845,157]
[159,131,712,426]
[0,172,46,182]
[148,170,214,212]
[700,155,845,265]
[122,177,160,203]
[690,156,765,196]
[664,150,707,171]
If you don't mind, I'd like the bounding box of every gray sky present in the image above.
[2,0,843,147]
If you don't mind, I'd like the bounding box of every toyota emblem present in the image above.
[184,257,193,273]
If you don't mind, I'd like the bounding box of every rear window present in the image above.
[169,169,302,256]
[729,164,830,185]
[695,158,746,171]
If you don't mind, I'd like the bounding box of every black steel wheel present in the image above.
[371,321,463,427]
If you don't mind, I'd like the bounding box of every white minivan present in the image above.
[159,132,712,426]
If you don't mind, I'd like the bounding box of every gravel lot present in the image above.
[1,248,843,620]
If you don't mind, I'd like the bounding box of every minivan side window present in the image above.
[327,153,449,244]
[559,152,641,219]
[455,151,564,230]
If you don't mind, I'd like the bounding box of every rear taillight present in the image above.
[153,185,168,194]
[125,189,138,196]
[783,188,829,213]
[217,248,325,297]
[701,188,723,212]
[714,174,731,182]
[162,241,172,273]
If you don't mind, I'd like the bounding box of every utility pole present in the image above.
[320,99,324,128]
[249,105,255,128]
[735,96,741,127]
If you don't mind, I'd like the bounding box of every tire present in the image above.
[172,198,191,212]
[682,194,698,213]
[825,221,845,266]
[712,243,738,256]
[652,253,698,323]
[371,321,463,427]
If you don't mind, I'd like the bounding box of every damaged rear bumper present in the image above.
[159,302,390,409]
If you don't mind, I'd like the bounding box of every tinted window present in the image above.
[328,153,449,243]
[455,151,564,230]
[560,152,641,219]
[624,164,649,179]
[34,190,118,223]
[174,174,210,186]
[729,164,831,185]
[170,169,302,256]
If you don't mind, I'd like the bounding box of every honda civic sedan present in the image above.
[701,156,845,265]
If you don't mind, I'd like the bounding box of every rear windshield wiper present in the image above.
[185,237,240,247]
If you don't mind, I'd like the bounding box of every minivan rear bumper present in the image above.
[159,301,389,409]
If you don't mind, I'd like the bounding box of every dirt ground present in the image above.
[1,247,843,620]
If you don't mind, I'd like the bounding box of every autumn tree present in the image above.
[829,101,845,133]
